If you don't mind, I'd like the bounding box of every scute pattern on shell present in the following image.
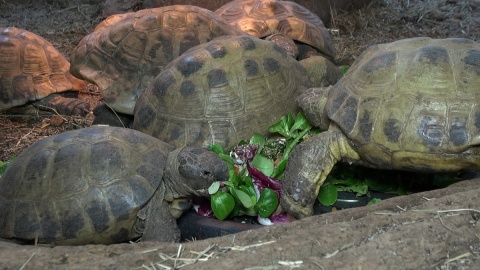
[326,37,480,170]
[215,0,335,59]
[0,27,86,110]
[70,5,244,115]
[0,126,175,245]
[133,35,310,148]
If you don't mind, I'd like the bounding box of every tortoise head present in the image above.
[163,147,229,199]
[297,87,332,131]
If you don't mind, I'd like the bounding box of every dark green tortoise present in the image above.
[0,126,228,245]
[281,37,480,219]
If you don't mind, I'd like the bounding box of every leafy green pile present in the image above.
[207,112,316,223]
[317,164,401,206]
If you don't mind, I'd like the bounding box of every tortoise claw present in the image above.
[280,193,314,220]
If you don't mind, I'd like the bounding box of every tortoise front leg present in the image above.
[280,125,360,219]
[137,182,181,243]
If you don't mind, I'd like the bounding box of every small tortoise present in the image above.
[133,35,334,148]
[214,0,335,60]
[0,126,228,245]
[281,37,480,219]
[0,27,88,115]
[70,5,244,115]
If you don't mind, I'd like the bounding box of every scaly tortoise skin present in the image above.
[0,126,228,245]
[0,27,88,115]
[281,37,480,219]
[70,5,244,115]
[133,35,313,148]
[214,0,335,60]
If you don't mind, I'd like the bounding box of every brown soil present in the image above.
[1,0,480,269]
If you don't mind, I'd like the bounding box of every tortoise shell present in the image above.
[0,27,86,111]
[325,37,480,170]
[70,5,244,115]
[0,126,175,245]
[215,0,334,59]
[133,35,311,148]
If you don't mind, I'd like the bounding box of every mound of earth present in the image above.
[0,178,479,269]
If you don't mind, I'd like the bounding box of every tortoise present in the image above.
[280,37,480,219]
[70,5,244,115]
[139,0,331,27]
[214,0,335,60]
[106,0,372,29]
[133,35,341,148]
[0,126,228,245]
[0,27,89,115]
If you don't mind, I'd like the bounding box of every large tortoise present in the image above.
[0,27,88,115]
[70,5,244,115]
[280,37,480,219]
[133,35,341,148]
[0,126,228,245]
[214,0,335,60]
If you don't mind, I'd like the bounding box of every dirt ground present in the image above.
[1,0,480,269]
[0,178,479,269]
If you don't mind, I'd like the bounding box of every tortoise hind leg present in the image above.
[34,93,90,115]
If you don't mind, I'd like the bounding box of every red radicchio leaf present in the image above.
[193,196,214,218]
[269,212,289,223]
[247,163,283,199]
[232,144,259,164]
